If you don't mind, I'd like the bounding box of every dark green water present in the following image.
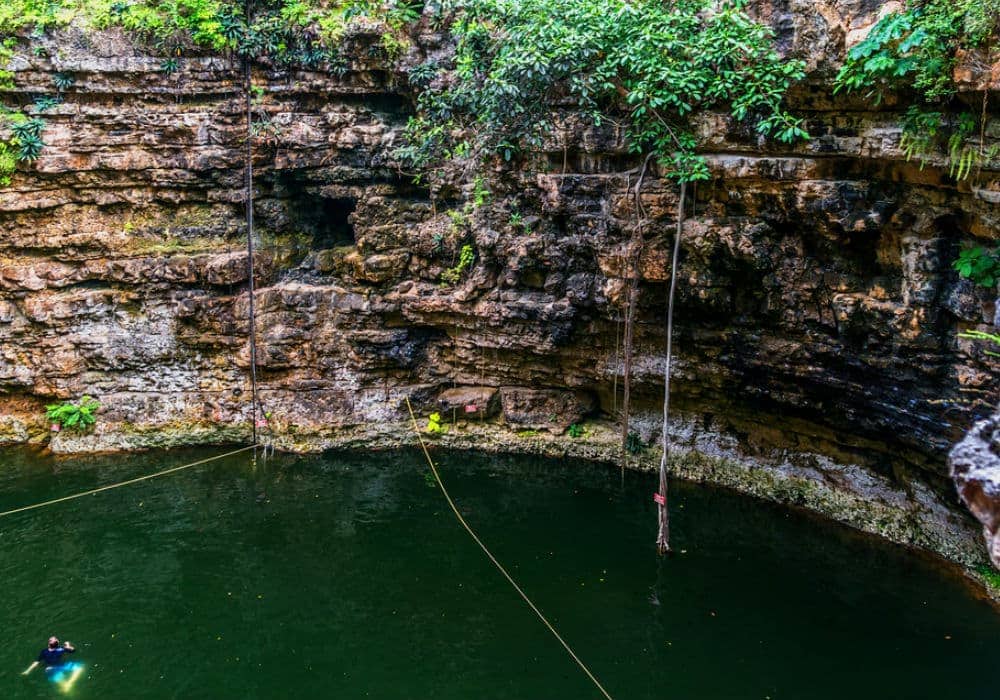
[0,446,997,699]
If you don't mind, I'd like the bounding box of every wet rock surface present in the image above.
[950,413,1000,568]
[0,2,998,566]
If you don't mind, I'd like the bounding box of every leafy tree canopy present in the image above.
[397,0,807,184]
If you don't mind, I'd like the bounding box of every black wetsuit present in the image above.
[37,646,74,669]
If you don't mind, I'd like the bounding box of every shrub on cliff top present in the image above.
[0,0,418,67]
[0,0,421,182]
[836,0,999,102]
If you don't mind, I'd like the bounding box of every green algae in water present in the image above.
[0,447,997,699]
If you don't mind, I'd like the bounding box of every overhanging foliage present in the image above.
[397,0,807,184]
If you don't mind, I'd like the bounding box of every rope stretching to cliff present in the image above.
[0,445,260,520]
[403,398,616,700]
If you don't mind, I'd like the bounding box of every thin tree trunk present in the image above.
[656,181,686,555]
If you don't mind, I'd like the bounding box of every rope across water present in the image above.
[0,445,259,520]
[3,400,617,700]
[403,398,616,700]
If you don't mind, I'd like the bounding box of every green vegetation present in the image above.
[46,396,100,433]
[625,430,643,454]
[976,564,1000,589]
[440,244,475,286]
[959,330,1000,357]
[11,117,44,161]
[0,0,421,185]
[86,0,415,61]
[425,411,445,435]
[835,0,1000,180]
[567,423,586,438]
[953,246,1000,288]
[397,0,806,184]
[52,72,75,91]
[0,109,47,185]
[0,141,17,185]
[33,95,62,112]
[7,0,414,63]
[471,175,490,207]
[446,208,469,231]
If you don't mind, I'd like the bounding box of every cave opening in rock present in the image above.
[277,177,358,250]
[309,196,357,250]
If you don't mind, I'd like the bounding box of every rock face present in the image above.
[950,414,1000,568]
[498,387,596,434]
[0,4,998,563]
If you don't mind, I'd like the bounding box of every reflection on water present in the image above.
[0,446,997,699]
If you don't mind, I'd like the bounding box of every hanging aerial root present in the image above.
[621,153,656,458]
[656,181,686,555]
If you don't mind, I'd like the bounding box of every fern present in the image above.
[45,396,101,432]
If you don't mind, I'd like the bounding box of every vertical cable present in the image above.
[244,0,259,445]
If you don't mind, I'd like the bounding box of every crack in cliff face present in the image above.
[0,2,998,566]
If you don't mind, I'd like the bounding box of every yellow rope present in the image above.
[403,398,615,700]
[0,445,259,519]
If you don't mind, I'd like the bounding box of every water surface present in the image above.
[0,446,996,699]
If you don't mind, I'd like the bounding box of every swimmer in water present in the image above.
[22,637,83,691]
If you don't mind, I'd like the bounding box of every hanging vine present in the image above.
[620,154,654,460]
[395,0,808,553]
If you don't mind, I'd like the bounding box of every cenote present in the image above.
[1,446,997,700]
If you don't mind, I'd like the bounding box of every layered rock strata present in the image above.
[0,3,998,567]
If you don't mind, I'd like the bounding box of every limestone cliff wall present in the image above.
[1,3,998,565]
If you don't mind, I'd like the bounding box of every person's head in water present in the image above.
[48,637,59,649]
